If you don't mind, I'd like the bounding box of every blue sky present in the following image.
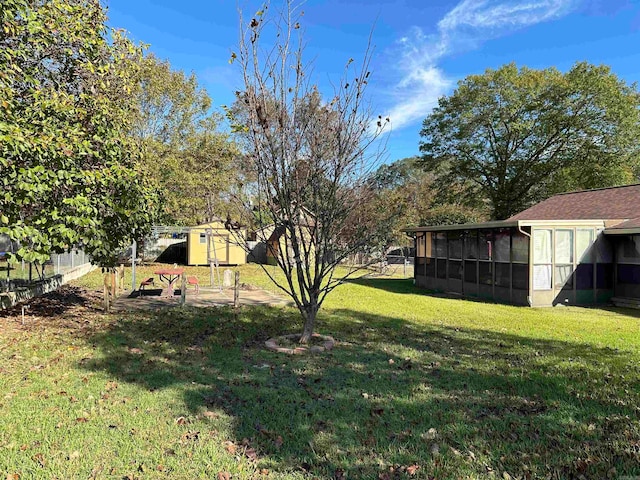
[105,0,640,162]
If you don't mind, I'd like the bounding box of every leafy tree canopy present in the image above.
[134,55,240,226]
[0,0,159,266]
[419,62,640,220]
[368,157,485,243]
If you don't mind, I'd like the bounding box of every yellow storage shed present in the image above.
[187,222,247,266]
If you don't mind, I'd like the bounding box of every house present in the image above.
[407,184,640,307]
[253,206,316,266]
[187,221,247,266]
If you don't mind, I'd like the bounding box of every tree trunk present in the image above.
[299,303,318,344]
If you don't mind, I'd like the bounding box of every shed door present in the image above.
[209,234,229,264]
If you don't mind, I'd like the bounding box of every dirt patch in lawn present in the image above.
[265,333,335,354]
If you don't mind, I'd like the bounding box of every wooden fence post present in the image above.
[119,264,125,292]
[180,273,186,306]
[110,270,116,298]
[234,271,240,308]
[103,273,110,312]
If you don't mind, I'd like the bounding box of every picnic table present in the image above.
[153,268,185,298]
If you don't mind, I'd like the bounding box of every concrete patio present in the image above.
[111,286,290,311]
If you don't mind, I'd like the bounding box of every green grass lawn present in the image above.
[1,265,639,479]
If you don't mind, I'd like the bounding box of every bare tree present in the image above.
[232,1,390,343]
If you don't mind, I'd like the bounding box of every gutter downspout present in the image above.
[518,222,533,306]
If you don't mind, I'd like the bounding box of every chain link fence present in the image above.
[0,246,91,292]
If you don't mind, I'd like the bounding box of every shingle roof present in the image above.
[606,217,640,230]
[508,184,640,221]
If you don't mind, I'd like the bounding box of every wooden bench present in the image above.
[138,277,155,297]
[186,276,199,294]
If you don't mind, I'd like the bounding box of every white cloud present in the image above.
[384,0,580,131]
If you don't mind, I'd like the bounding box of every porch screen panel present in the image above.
[576,229,594,290]
[478,230,493,287]
[415,233,426,277]
[426,233,433,258]
[464,231,478,259]
[595,231,614,289]
[512,230,529,263]
[494,229,510,263]
[533,229,552,290]
[617,235,640,286]
[512,229,529,291]
[416,233,426,257]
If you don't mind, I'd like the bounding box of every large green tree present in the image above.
[134,55,240,225]
[419,62,640,220]
[0,0,158,267]
[369,158,484,242]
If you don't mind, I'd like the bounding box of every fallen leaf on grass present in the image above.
[68,451,80,460]
[76,417,88,423]
[19,444,28,451]
[32,453,46,467]
[203,410,219,419]
[274,435,283,449]
[224,441,237,454]
[217,473,231,480]
[175,416,187,425]
[6,474,20,480]
[406,464,420,476]
[244,447,258,461]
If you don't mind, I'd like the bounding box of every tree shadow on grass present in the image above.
[83,305,640,479]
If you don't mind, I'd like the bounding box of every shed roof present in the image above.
[508,184,640,221]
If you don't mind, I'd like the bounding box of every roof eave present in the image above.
[404,218,607,234]
[603,228,640,235]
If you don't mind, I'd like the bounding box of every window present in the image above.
[533,229,552,290]
[554,230,573,289]
[199,233,207,244]
[555,230,573,264]
[576,229,594,263]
